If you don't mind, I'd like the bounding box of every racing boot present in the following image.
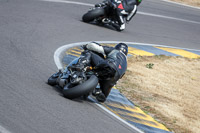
[92,88,106,102]
[96,93,106,102]
[92,87,101,96]
[109,21,125,31]
[102,18,124,31]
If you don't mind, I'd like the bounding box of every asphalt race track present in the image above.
[0,0,200,133]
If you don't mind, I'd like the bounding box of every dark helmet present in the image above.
[115,43,128,56]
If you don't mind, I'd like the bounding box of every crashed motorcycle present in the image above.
[48,50,110,99]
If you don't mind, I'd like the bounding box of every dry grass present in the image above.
[116,56,200,133]
[169,0,200,7]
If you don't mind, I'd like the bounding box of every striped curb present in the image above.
[54,41,200,133]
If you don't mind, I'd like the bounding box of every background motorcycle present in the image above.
[82,0,119,26]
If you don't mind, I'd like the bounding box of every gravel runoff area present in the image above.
[168,0,200,7]
[117,56,200,133]
[117,1,200,132]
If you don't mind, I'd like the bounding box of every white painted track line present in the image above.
[42,0,93,6]
[138,11,200,25]
[89,97,145,133]
[0,125,11,133]
[161,0,200,10]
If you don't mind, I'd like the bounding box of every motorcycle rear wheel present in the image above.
[63,75,98,99]
[82,8,105,22]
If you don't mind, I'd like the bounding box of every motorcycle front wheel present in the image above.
[47,72,60,86]
[63,75,98,99]
[82,8,105,22]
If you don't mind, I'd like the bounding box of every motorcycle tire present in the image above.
[63,75,98,99]
[82,8,105,22]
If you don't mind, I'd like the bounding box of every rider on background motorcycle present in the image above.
[95,0,142,31]
[76,42,128,102]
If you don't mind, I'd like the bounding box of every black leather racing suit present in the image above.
[82,43,127,97]
[112,0,138,31]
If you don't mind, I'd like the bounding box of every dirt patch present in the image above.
[168,0,200,7]
[116,56,200,133]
